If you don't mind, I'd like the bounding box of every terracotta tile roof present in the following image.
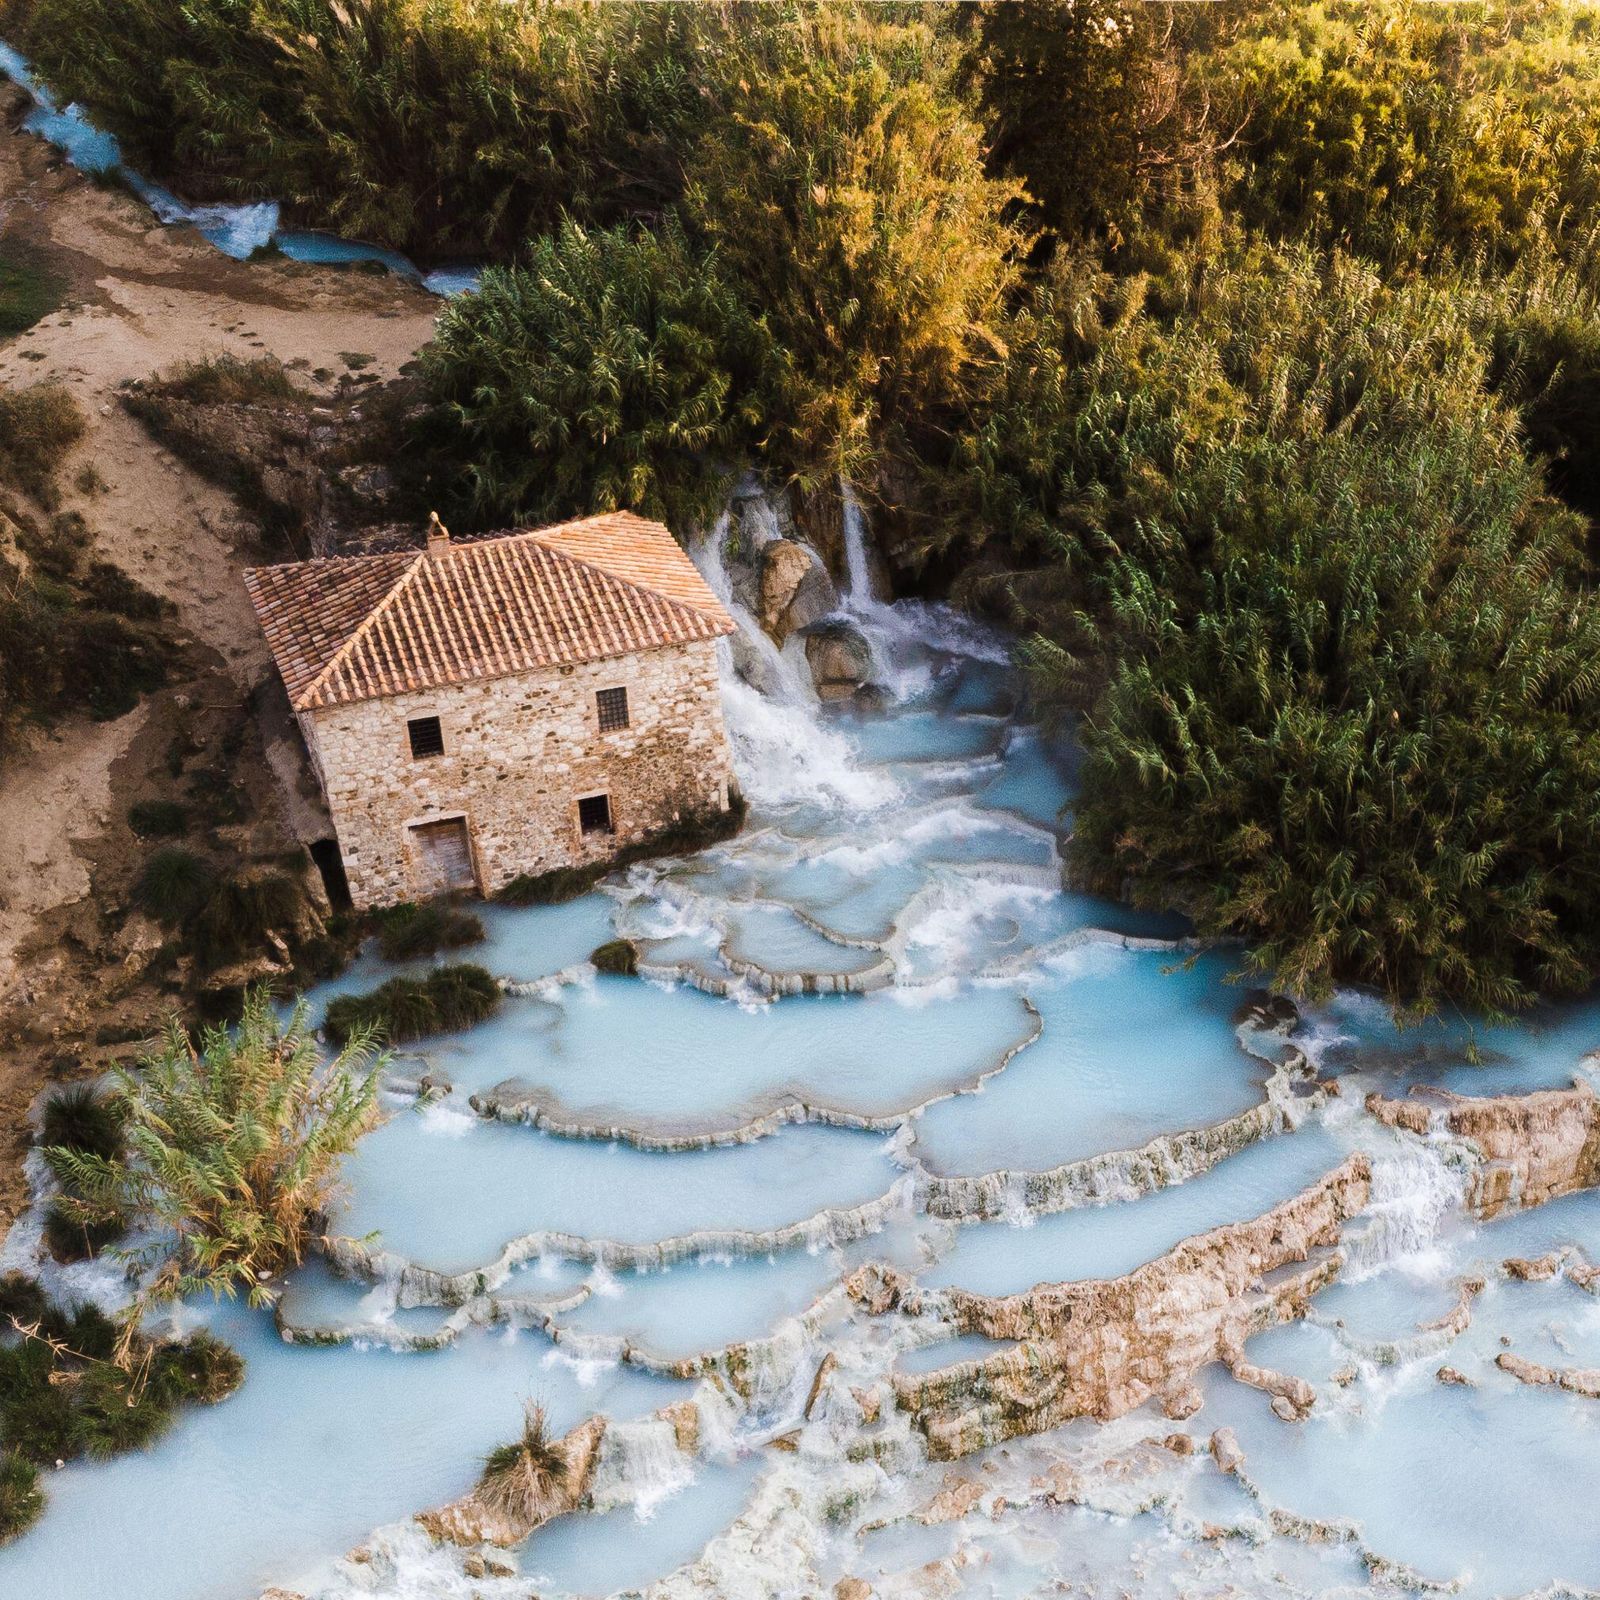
[244,513,734,711]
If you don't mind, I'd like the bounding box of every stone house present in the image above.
[244,512,736,909]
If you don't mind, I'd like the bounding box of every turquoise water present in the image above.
[4,550,1599,1600]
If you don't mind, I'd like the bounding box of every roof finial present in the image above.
[426,511,452,557]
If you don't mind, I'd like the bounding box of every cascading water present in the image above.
[6,481,1600,1600]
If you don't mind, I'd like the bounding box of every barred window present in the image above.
[407,716,444,759]
[578,793,613,835]
[596,686,630,732]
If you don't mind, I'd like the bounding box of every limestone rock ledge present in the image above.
[1366,1081,1600,1218]
[855,1154,1371,1458]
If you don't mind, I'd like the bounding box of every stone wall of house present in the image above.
[304,639,733,908]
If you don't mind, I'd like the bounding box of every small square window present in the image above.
[407,715,444,759]
[596,686,630,732]
[578,793,613,835]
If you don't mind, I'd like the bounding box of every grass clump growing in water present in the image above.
[589,939,638,977]
[0,1448,43,1545]
[0,1271,243,1528]
[477,1402,570,1525]
[374,900,485,962]
[323,964,500,1045]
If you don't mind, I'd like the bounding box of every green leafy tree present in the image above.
[423,215,772,529]
[682,5,1025,489]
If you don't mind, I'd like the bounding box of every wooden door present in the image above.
[410,818,476,895]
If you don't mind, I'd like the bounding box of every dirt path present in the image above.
[0,101,442,1218]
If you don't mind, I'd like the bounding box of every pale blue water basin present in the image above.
[924,1125,1348,1298]
[337,1112,899,1272]
[0,1298,678,1600]
[520,1451,767,1596]
[911,947,1261,1177]
[721,903,883,977]
[841,709,1008,767]
[1204,1315,1600,1598]
[548,1247,849,1361]
[417,978,1039,1136]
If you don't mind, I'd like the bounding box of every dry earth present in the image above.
[0,91,440,1222]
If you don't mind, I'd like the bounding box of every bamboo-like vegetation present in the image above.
[46,991,383,1308]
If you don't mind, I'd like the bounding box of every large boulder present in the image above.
[804,618,875,702]
[759,538,837,646]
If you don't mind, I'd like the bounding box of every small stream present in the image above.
[0,40,480,295]
[2,481,1599,1590]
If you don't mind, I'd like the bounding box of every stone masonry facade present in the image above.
[301,638,733,908]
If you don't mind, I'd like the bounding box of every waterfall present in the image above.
[1341,1141,1467,1278]
[841,478,875,602]
[693,510,896,814]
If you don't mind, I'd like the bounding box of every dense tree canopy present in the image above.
[15,0,1600,1013]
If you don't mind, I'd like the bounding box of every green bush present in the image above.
[0,1274,242,1518]
[589,939,638,977]
[424,217,770,530]
[40,1084,124,1162]
[127,800,189,839]
[42,1198,126,1264]
[0,1450,43,1545]
[374,900,485,962]
[45,991,382,1306]
[188,871,305,967]
[134,848,216,927]
[322,963,501,1045]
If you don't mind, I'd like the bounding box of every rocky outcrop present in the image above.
[759,539,836,646]
[864,1155,1371,1458]
[414,1413,606,1548]
[1367,1082,1600,1218]
[1496,1351,1600,1400]
[804,618,876,701]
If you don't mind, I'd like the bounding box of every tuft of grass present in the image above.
[0,245,63,341]
[589,939,638,977]
[148,1331,244,1406]
[0,1450,43,1545]
[42,1199,126,1264]
[127,799,189,839]
[150,354,304,407]
[40,1085,125,1162]
[374,900,485,962]
[496,864,599,908]
[477,1403,569,1525]
[134,848,216,927]
[323,963,501,1045]
[0,384,85,504]
[187,871,304,966]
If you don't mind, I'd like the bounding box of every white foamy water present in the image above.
[5,492,1600,1600]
